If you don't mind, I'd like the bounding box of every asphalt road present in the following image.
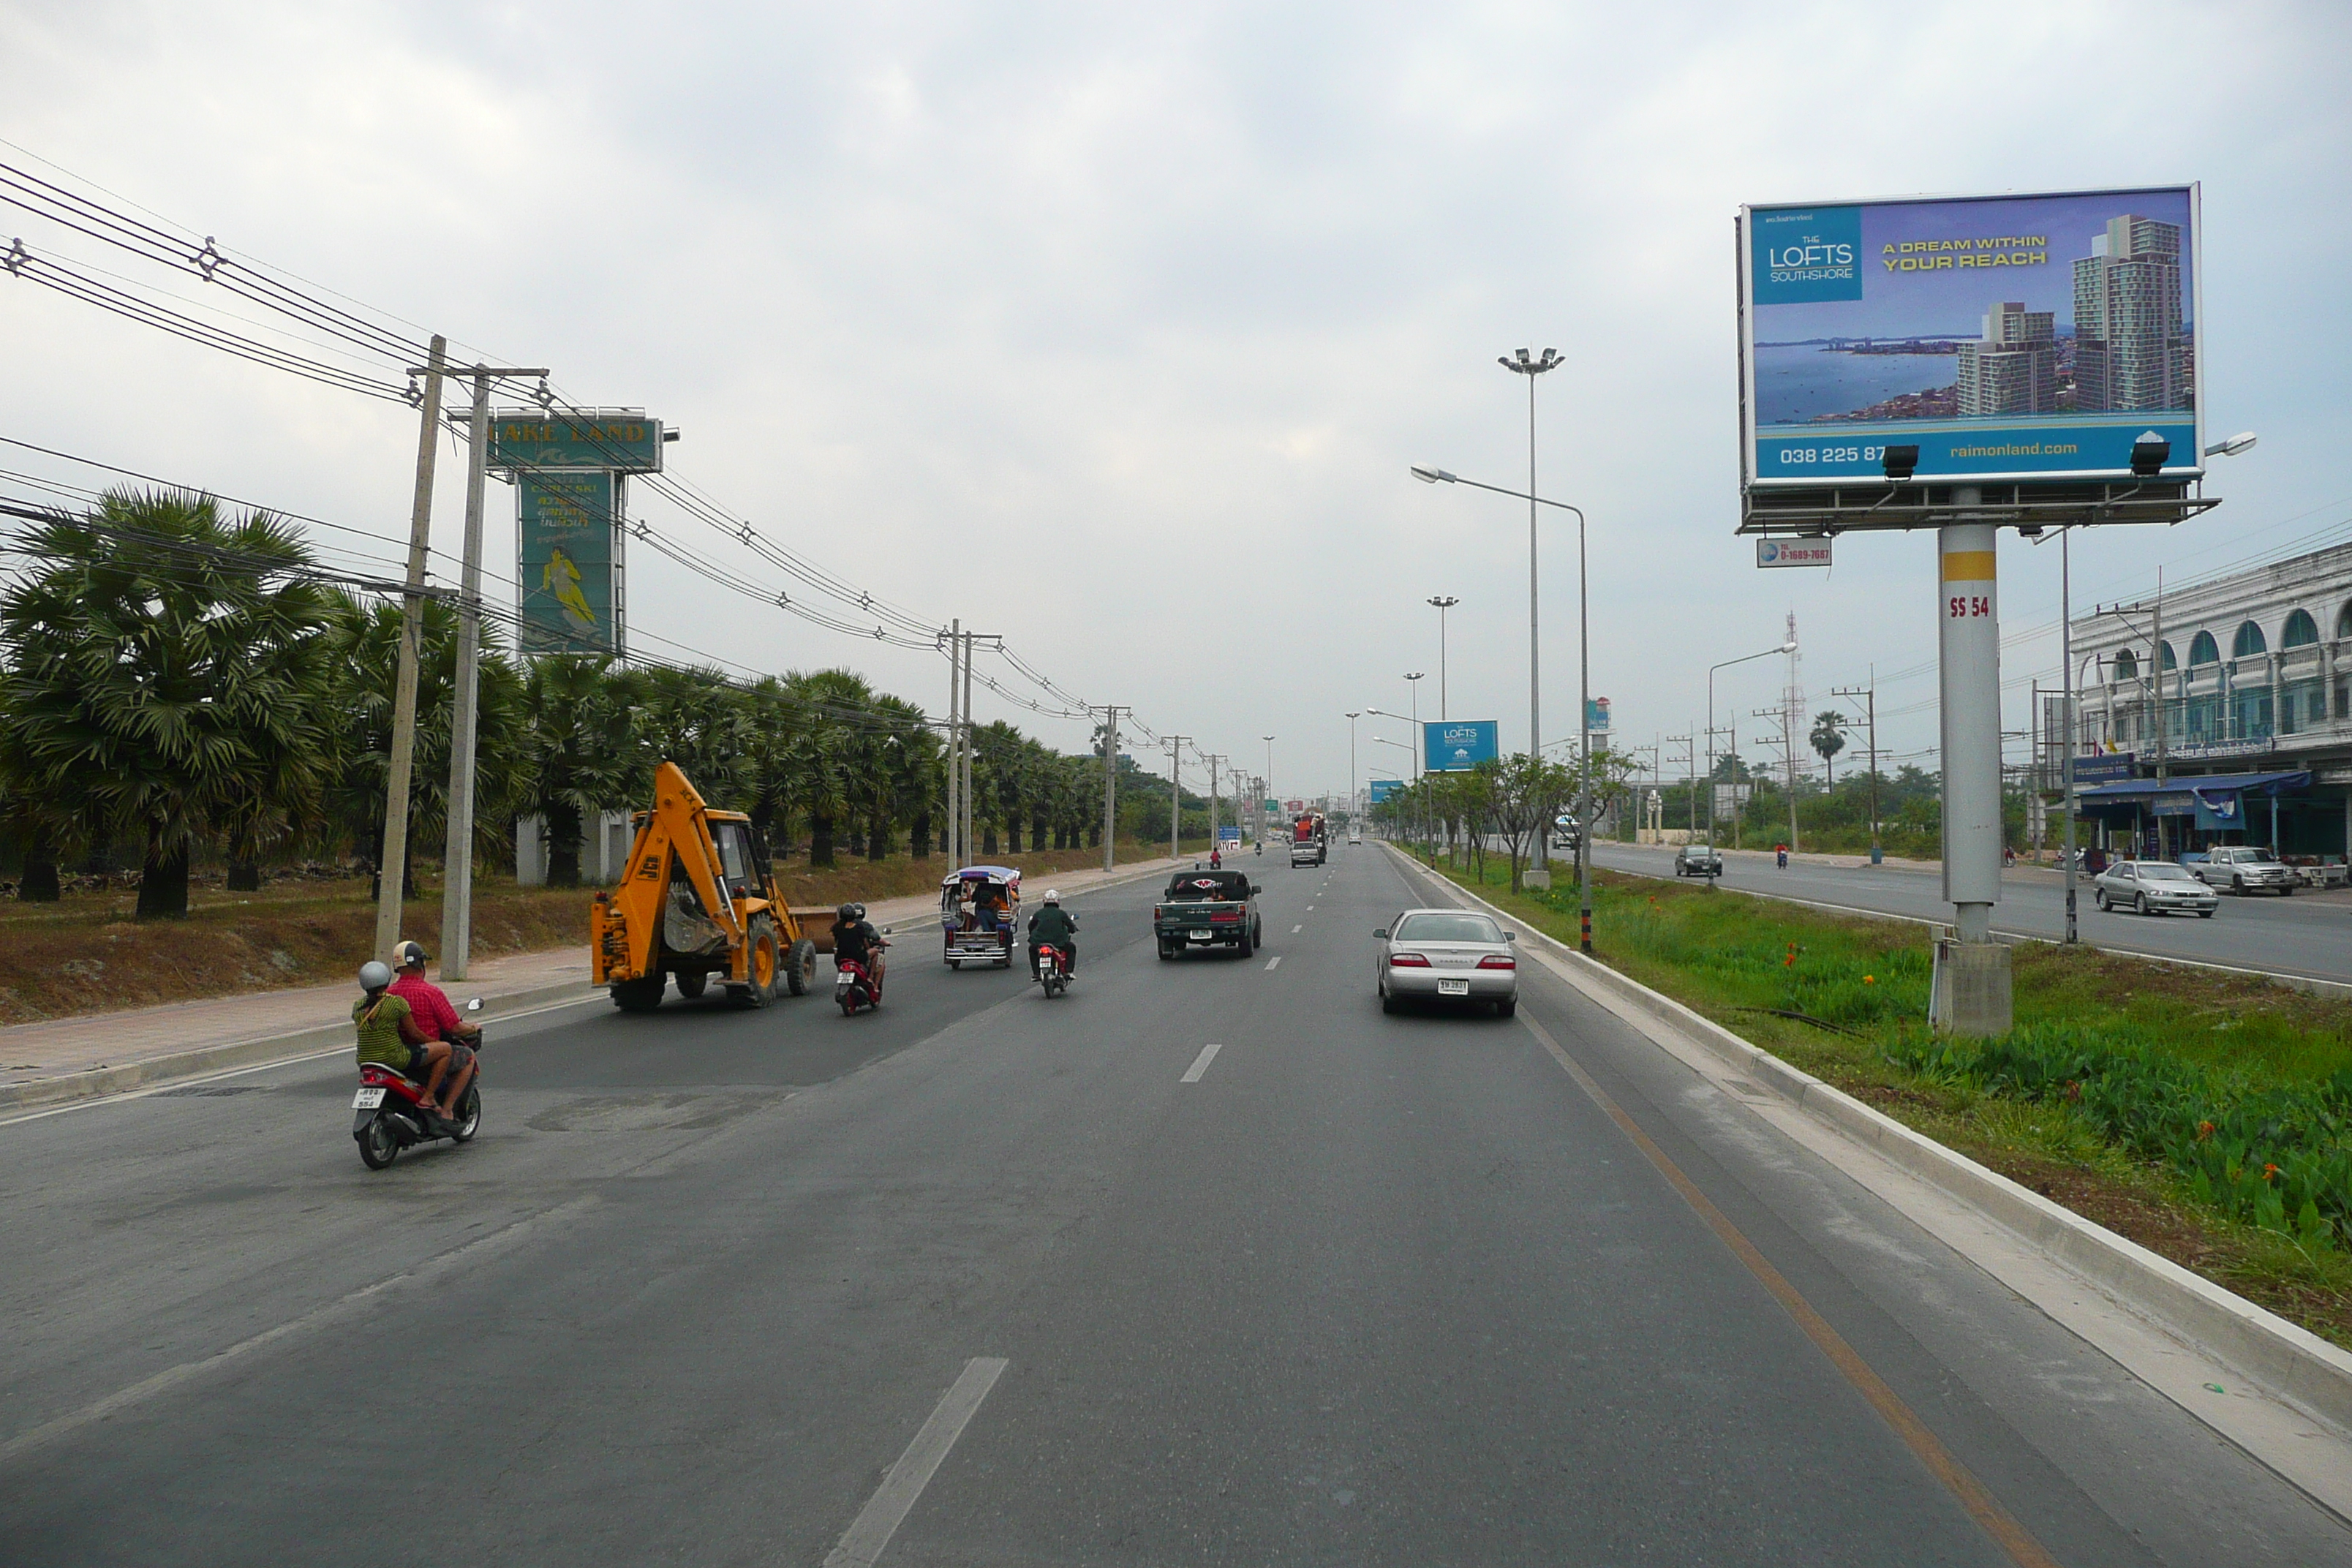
[1593,843,2352,987]
[4,848,2345,1564]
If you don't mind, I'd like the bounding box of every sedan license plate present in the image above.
[1437,979,1470,996]
[352,1085,387,1109]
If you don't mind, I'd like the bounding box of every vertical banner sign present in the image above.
[1937,528,2002,907]
[519,472,618,654]
[1585,697,1611,731]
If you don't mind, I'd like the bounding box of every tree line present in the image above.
[0,490,1143,917]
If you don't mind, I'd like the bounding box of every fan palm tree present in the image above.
[1809,709,1849,788]
[521,656,645,886]
[782,668,875,865]
[0,490,336,918]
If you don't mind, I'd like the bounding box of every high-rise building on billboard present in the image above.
[2072,214,2187,412]
[1955,301,2057,416]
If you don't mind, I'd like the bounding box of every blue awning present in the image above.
[2072,769,2313,813]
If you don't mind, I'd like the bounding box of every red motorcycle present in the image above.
[351,1000,484,1170]
[834,949,886,1014]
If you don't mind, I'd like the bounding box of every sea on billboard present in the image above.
[1368,779,1404,803]
[1757,538,1833,568]
[1424,720,1499,772]
[1741,186,2201,486]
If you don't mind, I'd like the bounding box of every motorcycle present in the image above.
[835,948,886,1014]
[353,998,484,1171]
[1035,943,1071,998]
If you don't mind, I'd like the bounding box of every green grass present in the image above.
[1427,856,2352,1347]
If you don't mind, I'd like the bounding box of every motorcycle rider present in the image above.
[831,902,886,995]
[353,960,452,1115]
[387,941,479,1120]
[1027,889,1079,980]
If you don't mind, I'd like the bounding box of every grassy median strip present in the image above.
[1426,857,2352,1349]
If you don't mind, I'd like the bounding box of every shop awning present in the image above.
[2071,770,2313,823]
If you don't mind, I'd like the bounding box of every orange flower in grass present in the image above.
[2263,1163,2280,1182]
[2196,1120,2215,1141]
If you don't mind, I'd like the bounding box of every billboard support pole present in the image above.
[1932,497,2013,1035]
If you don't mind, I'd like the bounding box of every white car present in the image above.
[1375,908,1519,1017]
[2092,860,2217,917]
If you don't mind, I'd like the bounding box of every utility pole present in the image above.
[1831,674,1878,862]
[1207,754,1221,849]
[440,363,546,981]
[2060,532,2079,944]
[1164,736,1190,861]
[376,335,448,963]
[1665,733,1692,844]
[946,620,962,867]
[1098,705,1128,872]
[949,629,1001,864]
[1752,706,1791,853]
[1263,735,1276,850]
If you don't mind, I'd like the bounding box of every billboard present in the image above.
[490,415,665,472]
[1368,779,1404,803]
[1740,186,2201,486]
[1757,538,1832,568]
[1585,697,1611,732]
[519,471,619,654]
[1424,720,1499,772]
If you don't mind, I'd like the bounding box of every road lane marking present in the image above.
[823,1357,1009,1568]
[1306,905,1315,910]
[1291,924,1303,933]
[1264,957,1281,970]
[0,1196,600,1463]
[1180,1042,1222,1082]
[1515,1010,2061,1568]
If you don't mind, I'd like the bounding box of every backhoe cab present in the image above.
[591,761,818,1011]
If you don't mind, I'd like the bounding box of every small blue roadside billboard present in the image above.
[1368,779,1405,803]
[1424,720,1500,772]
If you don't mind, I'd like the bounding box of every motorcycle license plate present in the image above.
[1437,979,1470,997]
[352,1086,387,1109]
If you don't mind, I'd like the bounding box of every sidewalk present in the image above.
[0,852,1188,1112]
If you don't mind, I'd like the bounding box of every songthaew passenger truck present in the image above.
[592,761,819,1011]
[1290,811,1327,867]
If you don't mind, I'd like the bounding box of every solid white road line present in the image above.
[823,1357,1009,1568]
[1264,957,1281,970]
[1180,1042,1223,1082]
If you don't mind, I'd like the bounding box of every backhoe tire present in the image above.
[785,937,816,996]
[612,977,666,1013]
[674,973,709,1000]
[736,917,781,1008]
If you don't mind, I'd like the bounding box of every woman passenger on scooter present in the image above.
[353,960,455,1116]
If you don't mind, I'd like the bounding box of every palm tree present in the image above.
[782,668,875,866]
[521,656,645,886]
[1809,710,1849,788]
[0,490,336,918]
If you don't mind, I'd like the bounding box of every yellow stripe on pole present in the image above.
[1940,550,1997,582]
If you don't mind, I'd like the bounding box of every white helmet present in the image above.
[1042,889,1061,904]
[358,960,393,991]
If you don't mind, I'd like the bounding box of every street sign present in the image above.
[1284,799,1304,813]
[1423,720,1499,772]
[2068,751,2137,784]
[1262,798,1281,815]
[490,414,665,472]
[1368,779,1403,803]
[519,472,619,654]
[1218,826,1241,843]
[1739,186,2201,492]
[1585,696,1611,731]
[1757,538,1833,568]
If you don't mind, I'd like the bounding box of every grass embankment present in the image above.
[1428,856,2352,1348]
[0,839,1205,1025]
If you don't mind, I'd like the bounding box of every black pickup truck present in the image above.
[1153,867,1262,960]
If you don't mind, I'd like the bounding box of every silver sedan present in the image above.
[2092,859,2218,917]
[1376,908,1520,1017]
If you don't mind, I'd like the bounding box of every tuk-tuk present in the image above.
[940,865,1021,968]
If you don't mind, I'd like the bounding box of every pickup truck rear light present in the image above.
[1211,911,1241,922]
[1477,954,1516,970]
[1388,952,1430,967]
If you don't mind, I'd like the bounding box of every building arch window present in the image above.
[2157,639,2176,671]
[2282,609,2319,648]
[2113,648,2138,680]
[2337,600,2352,639]
[2187,630,2219,666]
[2231,620,2267,659]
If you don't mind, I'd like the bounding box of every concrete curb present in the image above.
[1385,844,2352,1444]
[0,978,602,1114]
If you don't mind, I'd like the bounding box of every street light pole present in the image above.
[1705,642,1795,885]
[1262,735,1275,847]
[1406,673,1427,862]
[1499,348,1561,785]
[1341,717,1357,822]
[1426,597,1458,720]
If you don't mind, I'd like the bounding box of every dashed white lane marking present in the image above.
[1291,924,1303,933]
[823,1357,1009,1568]
[1307,905,1315,911]
[1264,957,1281,970]
[1180,1042,1223,1083]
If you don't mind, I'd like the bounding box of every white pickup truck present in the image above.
[2190,845,2298,896]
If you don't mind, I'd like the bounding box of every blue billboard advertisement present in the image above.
[1368,778,1404,803]
[1740,186,2201,486]
[1424,720,1499,772]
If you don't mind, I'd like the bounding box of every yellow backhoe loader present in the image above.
[591,761,818,1011]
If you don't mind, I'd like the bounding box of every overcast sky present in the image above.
[4,0,2348,804]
